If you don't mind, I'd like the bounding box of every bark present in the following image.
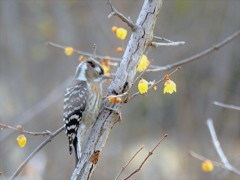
[71,0,163,179]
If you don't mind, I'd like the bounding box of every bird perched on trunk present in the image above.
[63,58,107,165]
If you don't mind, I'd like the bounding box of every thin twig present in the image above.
[189,150,225,169]
[9,126,65,180]
[150,41,185,47]
[148,29,240,72]
[123,134,168,180]
[213,101,240,111]
[153,36,176,43]
[47,41,161,70]
[105,63,151,102]
[0,77,71,143]
[115,145,144,180]
[107,0,136,31]
[131,63,151,90]
[0,123,51,136]
[46,41,122,62]
[206,118,240,175]
[47,29,240,72]
[129,67,180,100]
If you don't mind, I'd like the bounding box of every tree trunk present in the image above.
[71,0,163,179]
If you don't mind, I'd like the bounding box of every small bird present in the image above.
[63,58,107,165]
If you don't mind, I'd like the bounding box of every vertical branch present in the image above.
[206,119,240,175]
[71,0,163,179]
[206,119,231,168]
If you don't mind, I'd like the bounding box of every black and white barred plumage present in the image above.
[64,81,88,155]
[63,59,106,165]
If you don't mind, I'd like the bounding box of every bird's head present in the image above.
[75,58,109,83]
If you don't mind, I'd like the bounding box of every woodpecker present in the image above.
[63,59,106,165]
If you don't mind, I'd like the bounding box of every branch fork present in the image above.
[107,0,137,31]
[149,36,185,47]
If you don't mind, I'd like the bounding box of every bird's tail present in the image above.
[73,138,79,167]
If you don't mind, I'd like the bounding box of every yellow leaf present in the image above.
[138,79,148,94]
[137,55,150,72]
[116,27,127,40]
[164,79,176,94]
[201,160,214,172]
[17,134,27,148]
[64,47,74,56]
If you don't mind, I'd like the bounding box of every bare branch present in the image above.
[206,119,240,175]
[105,62,151,103]
[46,41,122,62]
[213,101,240,111]
[153,35,179,43]
[149,41,185,47]
[115,145,144,180]
[0,77,71,143]
[106,65,180,103]
[71,1,164,179]
[9,126,64,180]
[189,151,225,169]
[148,29,240,72]
[129,67,180,101]
[0,123,52,136]
[107,0,137,31]
[123,134,168,180]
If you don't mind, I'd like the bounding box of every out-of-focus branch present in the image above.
[0,123,51,136]
[46,41,122,62]
[0,77,71,143]
[9,126,64,180]
[123,134,168,180]
[115,145,144,180]
[47,41,180,72]
[107,0,136,31]
[148,29,240,72]
[206,118,240,175]
[189,150,225,169]
[48,27,240,73]
[213,101,240,111]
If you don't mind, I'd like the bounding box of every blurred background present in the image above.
[0,0,240,179]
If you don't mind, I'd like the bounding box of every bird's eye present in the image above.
[87,61,95,68]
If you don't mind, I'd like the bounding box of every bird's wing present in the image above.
[63,80,89,154]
